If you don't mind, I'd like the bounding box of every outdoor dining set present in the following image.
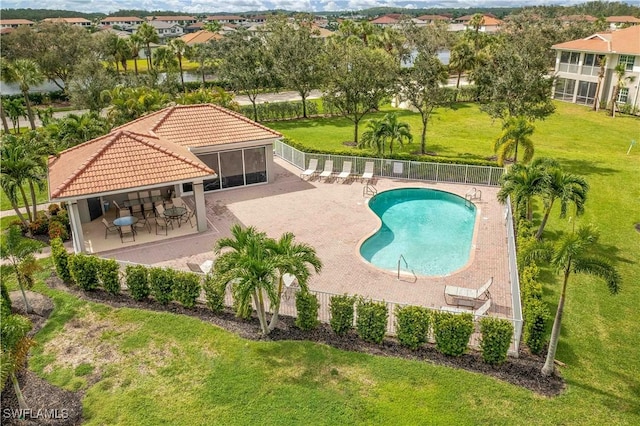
[102,190,196,243]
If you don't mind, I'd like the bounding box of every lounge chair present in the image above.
[440,298,492,316]
[444,277,493,306]
[300,158,319,180]
[336,161,352,183]
[361,161,374,182]
[319,160,333,181]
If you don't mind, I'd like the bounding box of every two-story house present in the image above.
[100,16,144,27]
[146,21,184,39]
[551,25,640,110]
[152,16,198,26]
[0,19,35,29]
[42,17,92,27]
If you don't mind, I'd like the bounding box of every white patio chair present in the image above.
[319,160,333,181]
[361,161,374,183]
[444,277,493,306]
[300,158,319,180]
[440,298,492,316]
[336,161,352,183]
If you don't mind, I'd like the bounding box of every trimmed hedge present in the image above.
[51,237,72,283]
[69,254,99,291]
[126,265,150,301]
[239,100,320,122]
[523,299,549,355]
[295,291,320,331]
[356,300,388,344]
[98,258,120,295]
[433,311,474,356]
[149,267,175,305]
[329,294,356,336]
[202,274,224,313]
[282,138,499,167]
[395,306,431,350]
[173,271,201,308]
[479,317,513,365]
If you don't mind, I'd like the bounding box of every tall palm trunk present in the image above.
[18,185,32,222]
[268,276,284,331]
[28,180,38,219]
[8,197,29,228]
[21,90,36,131]
[134,58,139,76]
[16,270,33,314]
[11,373,29,411]
[513,141,519,164]
[536,198,555,240]
[0,102,10,133]
[252,291,269,335]
[542,266,570,376]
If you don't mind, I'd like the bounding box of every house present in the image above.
[100,16,144,27]
[416,15,451,25]
[557,14,597,25]
[185,22,204,33]
[42,17,92,27]
[179,30,223,45]
[48,104,282,254]
[145,21,184,38]
[452,14,503,32]
[551,25,640,109]
[0,19,35,29]
[605,16,640,30]
[152,16,198,25]
[206,15,246,25]
[370,14,402,27]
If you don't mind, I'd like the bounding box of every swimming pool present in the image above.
[359,188,477,276]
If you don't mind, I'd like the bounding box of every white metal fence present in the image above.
[274,140,505,186]
[505,198,523,353]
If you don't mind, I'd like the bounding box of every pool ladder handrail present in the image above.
[397,254,417,283]
[465,187,482,201]
[363,183,378,198]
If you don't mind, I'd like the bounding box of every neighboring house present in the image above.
[452,14,504,32]
[551,25,640,109]
[605,16,640,30]
[416,14,451,25]
[557,14,597,25]
[96,27,131,38]
[249,15,268,25]
[0,19,35,29]
[179,30,222,45]
[206,15,246,25]
[370,14,402,27]
[185,22,204,33]
[42,17,92,27]
[152,16,198,25]
[100,16,144,27]
[48,104,282,254]
[145,21,184,38]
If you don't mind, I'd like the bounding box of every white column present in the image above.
[193,181,207,232]
[68,200,86,253]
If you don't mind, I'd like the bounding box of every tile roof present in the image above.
[118,104,282,148]
[100,17,144,22]
[0,19,34,25]
[153,16,196,21]
[606,15,640,23]
[552,25,640,55]
[179,30,222,45]
[370,16,399,24]
[50,104,281,200]
[49,130,216,200]
[43,17,91,23]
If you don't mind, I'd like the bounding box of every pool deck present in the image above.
[102,158,513,320]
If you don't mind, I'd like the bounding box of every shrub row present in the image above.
[516,219,550,355]
[1,91,68,106]
[283,138,499,167]
[239,100,320,122]
[20,203,71,242]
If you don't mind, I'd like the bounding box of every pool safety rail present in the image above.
[397,254,417,282]
[274,140,505,187]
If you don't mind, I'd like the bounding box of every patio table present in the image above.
[113,216,139,227]
[164,207,187,227]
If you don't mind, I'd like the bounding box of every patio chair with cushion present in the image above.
[150,189,163,203]
[135,212,152,233]
[131,203,144,218]
[444,277,493,306]
[155,204,165,217]
[119,224,136,243]
[319,160,334,181]
[172,197,185,208]
[300,158,319,180]
[118,208,131,218]
[181,209,196,228]
[138,190,150,202]
[154,215,174,235]
[102,218,118,239]
[440,298,492,316]
[336,161,353,183]
[361,161,374,183]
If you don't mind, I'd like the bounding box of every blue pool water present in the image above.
[360,188,476,276]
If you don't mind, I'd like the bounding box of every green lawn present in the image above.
[12,102,640,424]
[0,185,50,212]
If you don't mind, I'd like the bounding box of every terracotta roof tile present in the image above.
[49,130,215,200]
[179,30,222,45]
[153,16,196,21]
[552,25,640,55]
[606,16,640,23]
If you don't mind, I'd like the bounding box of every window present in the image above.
[576,81,597,106]
[559,51,580,73]
[582,54,605,77]
[554,77,576,101]
[188,147,268,193]
[618,55,635,72]
[617,87,629,104]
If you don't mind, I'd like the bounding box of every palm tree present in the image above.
[152,46,178,73]
[497,157,558,221]
[381,112,412,155]
[0,135,42,224]
[0,307,36,411]
[136,22,160,71]
[0,59,45,130]
[265,232,322,332]
[0,100,10,133]
[55,112,110,149]
[100,86,171,126]
[449,40,476,97]
[0,225,42,314]
[128,34,144,76]
[609,63,636,118]
[214,225,278,335]
[185,43,217,86]
[168,38,188,91]
[528,225,620,376]
[494,116,535,166]
[592,56,606,112]
[359,117,387,155]
[535,168,589,240]
[2,98,26,133]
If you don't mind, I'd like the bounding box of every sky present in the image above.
[1,1,589,14]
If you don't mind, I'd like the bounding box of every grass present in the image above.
[12,102,640,424]
[119,59,199,74]
[0,185,50,212]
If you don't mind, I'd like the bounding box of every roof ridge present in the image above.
[50,131,121,199]
[207,103,282,137]
[151,105,177,132]
[111,107,171,132]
